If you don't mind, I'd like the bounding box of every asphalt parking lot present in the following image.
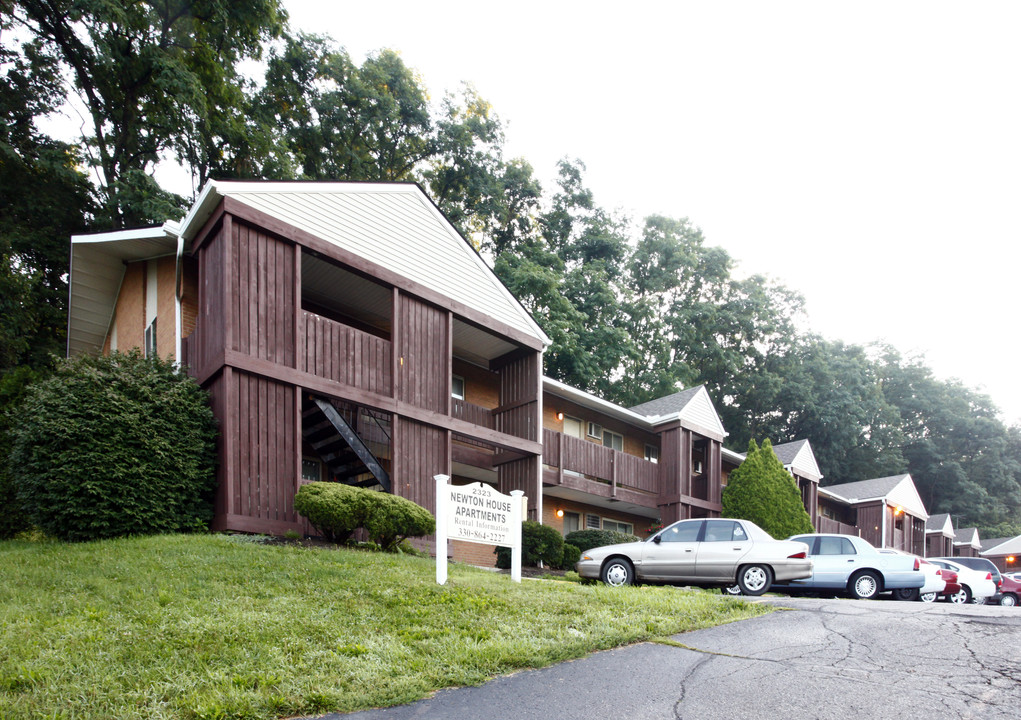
[323,596,1021,720]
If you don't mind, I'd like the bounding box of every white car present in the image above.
[879,550,945,601]
[927,558,997,603]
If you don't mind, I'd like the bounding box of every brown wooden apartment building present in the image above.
[66,181,923,561]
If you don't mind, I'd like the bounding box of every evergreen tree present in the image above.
[722,439,814,539]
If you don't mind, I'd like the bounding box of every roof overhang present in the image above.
[67,223,181,357]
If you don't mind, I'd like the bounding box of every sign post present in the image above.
[435,474,524,584]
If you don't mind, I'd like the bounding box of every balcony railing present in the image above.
[543,428,658,494]
[815,516,859,536]
[300,311,392,395]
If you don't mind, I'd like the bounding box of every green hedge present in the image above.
[560,542,581,570]
[564,529,642,553]
[7,352,217,542]
[495,520,565,569]
[294,482,434,552]
[0,366,44,539]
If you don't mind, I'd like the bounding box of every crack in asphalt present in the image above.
[664,603,1021,719]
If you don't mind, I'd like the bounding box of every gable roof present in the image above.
[67,222,181,356]
[629,386,727,440]
[981,534,1021,557]
[178,181,550,348]
[953,527,981,549]
[821,474,928,519]
[771,440,823,482]
[925,513,955,538]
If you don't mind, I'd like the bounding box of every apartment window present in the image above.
[603,519,633,535]
[143,318,157,359]
[587,422,603,439]
[451,375,465,400]
[301,458,321,483]
[563,512,580,535]
[644,444,659,463]
[602,430,623,452]
[585,513,601,529]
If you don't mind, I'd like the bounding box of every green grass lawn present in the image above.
[0,534,771,719]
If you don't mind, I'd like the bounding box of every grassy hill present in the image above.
[0,534,769,719]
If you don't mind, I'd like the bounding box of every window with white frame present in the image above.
[144,318,157,359]
[587,422,603,439]
[602,429,623,452]
[603,519,634,535]
[644,444,659,463]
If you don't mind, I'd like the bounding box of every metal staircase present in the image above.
[302,397,391,491]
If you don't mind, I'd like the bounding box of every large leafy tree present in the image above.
[4,0,285,227]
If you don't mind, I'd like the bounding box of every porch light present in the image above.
[1008,556,1016,564]
[556,509,564,518]
[894,506,903,516]
[556,412,564,421]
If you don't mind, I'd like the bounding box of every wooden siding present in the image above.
[856,503,883,548]
[301,311,393,394]
[396,294,449,414]
[232,371,298,525]
[393,417,448,512]
[497,353,539,442]
[194,223,227,375]
[816,517,859,535]
[499,456,538,519]
[231,220,295,368]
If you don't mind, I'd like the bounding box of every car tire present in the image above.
[737,564,773,596]
[948,586,971,604]
[600,558,634,587]
[893,588,919,602]
[1000,593,1018,607]
[919,591,938,603]
[848,571,881,600]
[721,584,742,596]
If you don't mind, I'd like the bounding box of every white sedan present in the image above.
[576,518,813,596]
[927,558,997,603]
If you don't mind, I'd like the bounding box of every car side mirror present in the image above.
[653,535,661,544]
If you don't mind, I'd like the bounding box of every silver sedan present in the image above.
[576,518,813,595]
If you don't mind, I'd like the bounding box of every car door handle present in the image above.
[847,559,855,563]
[685,549,693,552]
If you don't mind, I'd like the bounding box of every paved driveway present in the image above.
[323,597,1021,719]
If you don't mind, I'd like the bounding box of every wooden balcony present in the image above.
[815,516,859,536]
[542,428,659,503]
[300,311,392,396]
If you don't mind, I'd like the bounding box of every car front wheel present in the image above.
[737,564,773,596]
[999,593,1017,607]
[919,591,938,603]
[600,558,634,587]
[849,571,881,599]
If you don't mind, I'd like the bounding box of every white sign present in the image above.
[447,482,516,546]
[435,475,524,584]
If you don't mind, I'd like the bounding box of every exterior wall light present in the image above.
[556,509,564,518]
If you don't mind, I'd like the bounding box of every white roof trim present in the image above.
[981,535,1021,556]
[543,377,654,429]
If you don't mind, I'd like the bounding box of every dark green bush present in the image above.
[559,542,581,570]
[294,482,435,552]
[564,529,642,553]
[0,366,43,539]
[495,520,565,569]
[7,351,218,541]
[293,482,370,543]
[362,491,435,552]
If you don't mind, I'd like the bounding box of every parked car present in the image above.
[878,550,945,602]
[995,573,1020,607]
[575,518,813,595]
[926,559,997,604]
[921,567,961,603]
[770,534,925,600]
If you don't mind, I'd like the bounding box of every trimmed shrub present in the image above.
[559,542,581,570]
[294,482,435,552]
[7,351,218,541]
[495,520,565,569]
[293,482,370,543]
[722,438,815,539]
[362,492,435,552]
[564,529,642,553]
